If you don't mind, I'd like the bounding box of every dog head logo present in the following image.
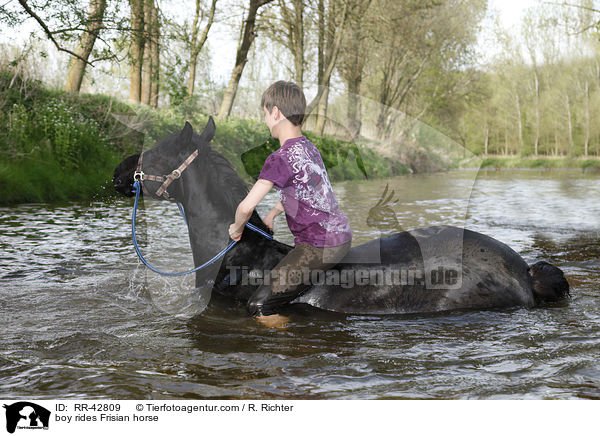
[3,402,50,434]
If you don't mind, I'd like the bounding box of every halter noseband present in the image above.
[134,149,199,200]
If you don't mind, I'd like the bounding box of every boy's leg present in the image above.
[247,240,351,316]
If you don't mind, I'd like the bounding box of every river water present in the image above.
[1,169,599,399]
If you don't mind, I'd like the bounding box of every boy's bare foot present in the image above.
[255,314,290,329]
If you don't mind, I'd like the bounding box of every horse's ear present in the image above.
[199,116,216,144]
[179,121,194,146]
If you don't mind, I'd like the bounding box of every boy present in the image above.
[228,81,352,328]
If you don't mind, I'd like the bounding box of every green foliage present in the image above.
[27,97,109,168]
[0,70,136,204]
[163,52,190,107]
[0,157,118,204]
[453,3,600,159]
[0,69,396,205]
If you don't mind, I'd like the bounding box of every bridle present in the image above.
[129,148,274,277]
[134,149,199,200]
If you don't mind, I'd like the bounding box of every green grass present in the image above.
[460,155,600,170]
[0,157,118,204]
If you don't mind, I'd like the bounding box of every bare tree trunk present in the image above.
[315,82,330,135]
[584,79,590,156]
[128,0,145,103]
[317,0,324,85]
[218,0,273,118]
[515,90,523,153]
[314,0,337,133]
[187,0,217,97]
[347,78,362,139]
[566,93,573,156]
[484,117,489,155]
[187,0,201,97]
[341,0,371,140]
[277,0,304,85]
[141,0,153,105]
[149,0,160,107]
[292,0,304,85]
[305,0,348,118]
[533,69,540,155]
[64,0,107,93]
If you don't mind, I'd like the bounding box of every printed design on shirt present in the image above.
[277,188,298,217]
[284,138,350,234]
[319,212,351,234]
[287,139,337,213]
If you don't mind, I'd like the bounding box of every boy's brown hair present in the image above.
[260,80,306,126]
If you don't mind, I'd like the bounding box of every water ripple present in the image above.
[1,170,599,399]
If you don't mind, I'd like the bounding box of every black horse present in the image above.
[113,118,570,315]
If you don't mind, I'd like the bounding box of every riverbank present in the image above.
[0,71,404,205]
[460,155,600,171]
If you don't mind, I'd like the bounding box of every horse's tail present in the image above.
[528,261,570,302]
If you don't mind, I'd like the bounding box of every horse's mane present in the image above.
[196,138,271,233]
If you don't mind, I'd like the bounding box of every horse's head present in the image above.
[113,117,216,202]
[113,153,140,197]
[113,116,268,272]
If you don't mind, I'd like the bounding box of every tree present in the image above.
[187,0,217,97]
[364,0,485,139]
[141,0,160,106]
[305,0,349,134]
[63,0,108,93]
[13,0,119,93]
[15,0,99,63]
[149,0,160,107]
[217,0,274,119]
[337,0,372,139]
[125,0,160,105]
[522,8,544,155]
[128,0,145,103]
[262,0,305,85]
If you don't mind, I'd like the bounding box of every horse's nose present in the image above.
[113,176,124,189]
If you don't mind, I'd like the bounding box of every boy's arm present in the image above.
[229,179,274,241]
[266,201,285,220]
[263,201,284,231]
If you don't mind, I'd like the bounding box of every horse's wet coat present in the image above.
[113,119,569,315]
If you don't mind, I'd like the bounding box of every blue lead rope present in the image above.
[176,202,187,227]
[131,180,272,277]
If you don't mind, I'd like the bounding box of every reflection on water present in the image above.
[0,169,598,399]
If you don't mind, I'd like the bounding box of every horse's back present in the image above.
[294,226,536,314]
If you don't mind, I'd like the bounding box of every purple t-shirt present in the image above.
[258,136,352,247]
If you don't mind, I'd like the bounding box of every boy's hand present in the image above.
[262,215,274,233]
[229,223,243,241]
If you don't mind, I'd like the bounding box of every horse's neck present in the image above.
[181,152,274,245]
[177,188,233,285]
[179,192,269,287]
[183,203,229,253]
[177,150,286,285]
